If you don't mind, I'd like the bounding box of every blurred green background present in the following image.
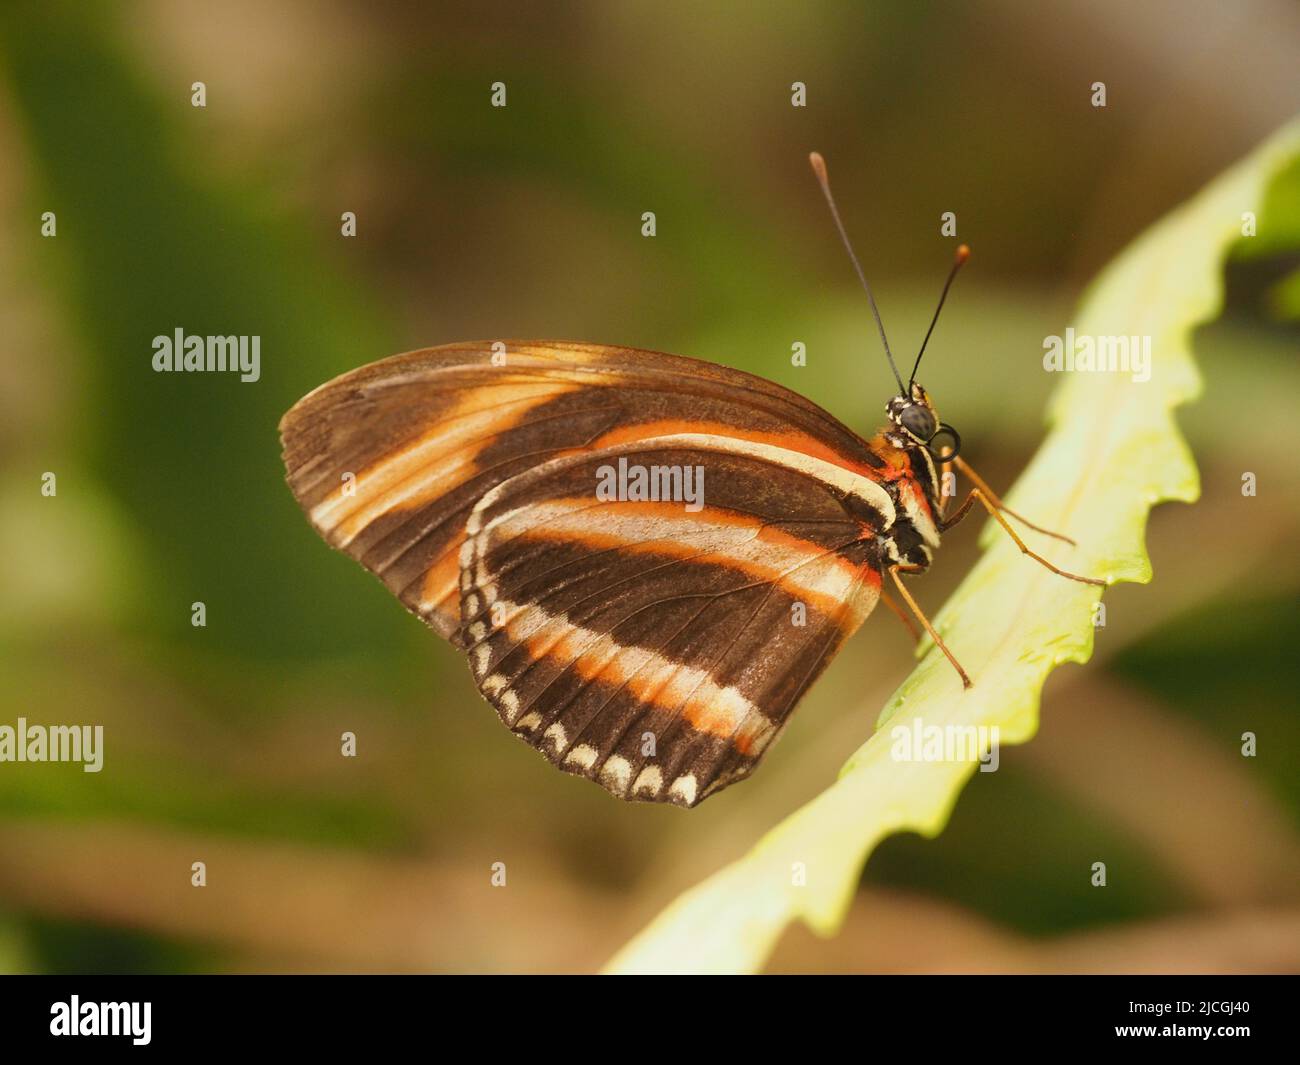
[1,1,1298,973]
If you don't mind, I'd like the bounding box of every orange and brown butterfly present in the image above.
[279,152,1103,808]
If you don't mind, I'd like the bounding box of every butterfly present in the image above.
[279,152,1103,808]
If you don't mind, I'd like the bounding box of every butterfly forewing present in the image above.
[281,354,618,636]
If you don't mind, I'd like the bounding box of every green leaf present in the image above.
[604,119,1300,975]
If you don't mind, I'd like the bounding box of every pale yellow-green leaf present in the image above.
[604,119,1300,975]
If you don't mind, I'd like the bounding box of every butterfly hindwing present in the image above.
[457,436,885,805]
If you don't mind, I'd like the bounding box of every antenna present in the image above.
[909,244,969,389]
[808,151,905,394]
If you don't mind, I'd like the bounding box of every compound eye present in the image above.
[926,423,962,462]
[900,405,936,440]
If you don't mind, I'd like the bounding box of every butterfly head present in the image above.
[889,382,961,463]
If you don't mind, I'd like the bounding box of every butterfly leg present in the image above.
[880,586,922,641]
[953,456,1076,545]
[887,564,972,689]
[942,488,1107,587]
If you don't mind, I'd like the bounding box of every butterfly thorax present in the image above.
[865,428,941,572]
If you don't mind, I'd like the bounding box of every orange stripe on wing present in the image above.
[417,534,465,629]
[309,380,580,545]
